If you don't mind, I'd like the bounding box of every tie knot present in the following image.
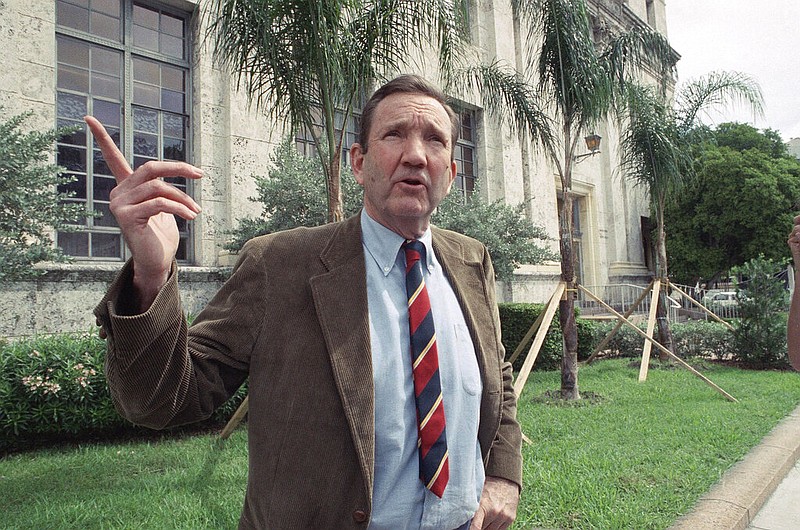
[402,239,426,268]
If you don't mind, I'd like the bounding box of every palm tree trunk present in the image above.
[655,289,673,361]
[558,192,580,400]
[655,203,674,360]
[326,151,344,223]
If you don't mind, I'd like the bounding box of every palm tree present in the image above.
[619,73,764,355]
[461,0,677,399]
[205,0,469,222]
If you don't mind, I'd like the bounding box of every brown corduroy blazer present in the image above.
[95,213,522,529]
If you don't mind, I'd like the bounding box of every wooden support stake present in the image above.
[508,300,550,365]
[666,280,735,332]
[639,279,661,382]
[219,395,249,440]
[586,279,655,364]
[578,285,738,403]
[513,282,566,397]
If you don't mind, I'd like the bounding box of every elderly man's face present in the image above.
[351,92,457,238]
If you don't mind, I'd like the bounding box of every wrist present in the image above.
[131,264,171,313]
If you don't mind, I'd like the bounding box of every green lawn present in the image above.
[2,358,800,529]
[1,431,248,529]
[515,358,800,529]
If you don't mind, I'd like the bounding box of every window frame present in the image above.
[453,108,478,199]
[55,0,194,263]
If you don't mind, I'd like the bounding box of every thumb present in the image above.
[469,507,485,530]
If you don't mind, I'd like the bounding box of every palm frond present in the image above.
[601,26,678,96]
[459,62,557,159]
[676,71,765,130]
[619,84,691,200]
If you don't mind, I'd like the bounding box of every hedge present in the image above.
[0,330,246,453]
[498,304,735,369]
[1,331,116,451]
[589,319,734,360]
[498,303,600,371]
[2,312,733,453]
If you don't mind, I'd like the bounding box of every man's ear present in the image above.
[351,143,365,185]
[447,160,457,191]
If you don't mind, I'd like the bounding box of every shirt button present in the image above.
[352,510,368,523]
[383,266,390,273]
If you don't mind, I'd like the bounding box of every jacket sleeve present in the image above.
[94,240,268,429]
[481,247,524,489]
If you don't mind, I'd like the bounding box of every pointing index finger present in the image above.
[84,115,132,183]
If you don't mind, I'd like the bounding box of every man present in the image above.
[90,75,522,529]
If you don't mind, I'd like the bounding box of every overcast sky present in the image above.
[665,0,800,141]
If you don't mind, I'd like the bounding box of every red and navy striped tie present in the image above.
[403,239,449,498]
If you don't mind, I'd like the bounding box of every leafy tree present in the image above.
[224,138,363,251]
[432,191,557,282]
[459,0,677,399]
[665,123,800,285]
[225,138,555,280]
[206,0,468,223]
[619,75,763,356]
[0,110,91,281]
[715,122,787,158]
[731,255,789,368]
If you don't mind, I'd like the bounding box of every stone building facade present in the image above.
[0,0,671,336]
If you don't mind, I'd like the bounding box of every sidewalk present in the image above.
[670,404,800,530]
[748,460,800,529]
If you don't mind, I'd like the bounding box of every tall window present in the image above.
[557,195,585,285]
[453,109,477,198]
[646,0,657,28]
[295,109,360,166]
[55,0,192,261]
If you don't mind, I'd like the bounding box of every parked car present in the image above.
[710,291,738,314]
[701,289,725,307]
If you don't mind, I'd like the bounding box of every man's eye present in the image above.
[384,130,400,138]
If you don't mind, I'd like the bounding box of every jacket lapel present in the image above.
[432,230,503,426]
[308,215,375,501]
[432,230,490,367]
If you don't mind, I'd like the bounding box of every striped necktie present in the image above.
[402,239,449,498]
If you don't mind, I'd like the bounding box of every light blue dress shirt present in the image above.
[361,210,485,530]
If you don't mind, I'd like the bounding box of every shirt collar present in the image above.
[360,209,435,277]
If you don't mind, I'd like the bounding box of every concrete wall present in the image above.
[0,265,227,338]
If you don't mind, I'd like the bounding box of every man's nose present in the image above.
[401,135,427,166]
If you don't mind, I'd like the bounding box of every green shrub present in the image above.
[433,192,556,282]
[595,321,646,358]
[0,330,122,451]
[731,256,790,368]
[0,110,94,280]
[224,138,363,252]
[576,318,601,360]
[0,330,247,453]
[592,319,733,360]
[499,303,601,371]
[672,320,733,359]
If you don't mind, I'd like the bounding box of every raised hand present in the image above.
[84,116,203,310]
